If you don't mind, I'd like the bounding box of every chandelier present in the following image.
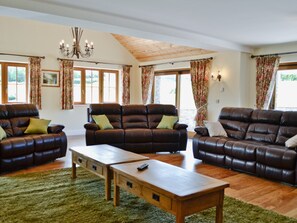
[59,27,94,59]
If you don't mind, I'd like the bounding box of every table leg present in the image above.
[72,162,76,179]
[113,172,120,207]
[105,167,111,200]
[176,201,185,223]
[215,191,224,223]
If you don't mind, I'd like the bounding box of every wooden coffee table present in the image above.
[70,144,149,200]
[112,160,229,223]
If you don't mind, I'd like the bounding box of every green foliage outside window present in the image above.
[281,74,297,81]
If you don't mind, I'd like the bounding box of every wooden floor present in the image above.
[4,135,297,219]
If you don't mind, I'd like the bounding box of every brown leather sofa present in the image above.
[0,104,67,173]
[193,107,297,185]
[84,103,188,153]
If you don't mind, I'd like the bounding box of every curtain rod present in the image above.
[251,51,297,58]
[57,58,132,67]
[0,52,45,59]
[138,57,213,68]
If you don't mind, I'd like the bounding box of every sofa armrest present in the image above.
[48,124,65,134]
[194,126,209,136]
[84,123,99,131]
[174,123,188,130]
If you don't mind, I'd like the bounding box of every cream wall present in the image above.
[0,16,140,135]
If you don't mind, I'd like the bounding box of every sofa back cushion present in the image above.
[122,105,148,129]
[89,103,122,129]
[6,104,39,136]
[275,111,297,145]
[219,107,253,139]
[245,109,282,143]
[0,104,13,137]
[147,104,177,129]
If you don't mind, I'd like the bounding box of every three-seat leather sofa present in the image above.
[193,107,297,185]
[0,104,67,173]
[84,103,188,153]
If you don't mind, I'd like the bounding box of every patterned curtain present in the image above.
[256,56,280,109]
[141,65,154,104]
[122,65,131,105]
[29,57,42,109]
[190,59,212,126]
[60,60,74,110]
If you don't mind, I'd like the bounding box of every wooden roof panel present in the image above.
[112,34,215,62]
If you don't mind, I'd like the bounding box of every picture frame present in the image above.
[42,70,60,87]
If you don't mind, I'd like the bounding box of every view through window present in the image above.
[153,71,196,131]
[275,69,297,110]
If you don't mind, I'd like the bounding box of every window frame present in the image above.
[73,67,119,104]
[0,62,29,104]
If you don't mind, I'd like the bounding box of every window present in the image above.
[153,70,196,131]
[275,63,297,110]
[73,67,119,104]
[0,62,28,103]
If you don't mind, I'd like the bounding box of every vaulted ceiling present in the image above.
[112,34,214,62]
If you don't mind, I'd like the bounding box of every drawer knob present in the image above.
[152,193,160,202]
[92,165,97,171]
[78,158,82,163]
[126,181,133,188]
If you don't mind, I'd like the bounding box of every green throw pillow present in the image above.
[24,118,51,134]
[156,115,178,129]
[92,115,114,130]
[0,126,7,140]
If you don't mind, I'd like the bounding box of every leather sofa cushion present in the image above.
[194,136,230,155]
[219,107,253,122]
[251,109,282,124]
[245,123,279,143]
[122,105,148,129]
[280,111,297,126]
[9,117,34,136]
[0,136,34,158]
[89,104,122,129]
[125,129,152,143]
[256,146,297,170]
[30,134,63,152]
[6,104,39,118]
[152,129,179,143]
[275,126,297,145]
[224,140,266,161]
[0,119,13,137]
[220,120,249,139]
[94,129,124,144]
[147,104,177,129]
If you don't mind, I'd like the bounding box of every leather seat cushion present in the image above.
[0,136,34,158]
[94,129,124,144]
[194,136,230,155]
[29,134,63,152]
[152,129,179,143]
[256,146,297,170]
[224,140,266,161]
[125,129,152,143]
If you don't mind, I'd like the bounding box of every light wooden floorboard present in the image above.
[3,135,297,219]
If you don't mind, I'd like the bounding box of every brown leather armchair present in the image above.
[0,104,67,173]
[84,103,188,153]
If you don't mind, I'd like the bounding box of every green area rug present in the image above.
[1,168,296,223]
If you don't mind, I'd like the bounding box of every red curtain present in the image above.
[29,57,42,109]
[141,66,154,104]
[60,60,74,110]
[122,65,131,105]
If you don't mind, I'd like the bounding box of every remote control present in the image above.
[137,163,149,171]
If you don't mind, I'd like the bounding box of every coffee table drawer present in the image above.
[73,154,87,168]
[87,161,103,175]
[142,187,172,210]
[118,175,141,196]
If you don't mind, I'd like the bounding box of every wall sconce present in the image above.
[211,70,222,82]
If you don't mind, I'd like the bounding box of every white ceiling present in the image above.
[1,0,297,53]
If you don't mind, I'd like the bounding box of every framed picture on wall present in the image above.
[42,70,60,87]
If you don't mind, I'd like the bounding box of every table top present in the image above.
[70,144,149,166]
[111,159,229,200]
